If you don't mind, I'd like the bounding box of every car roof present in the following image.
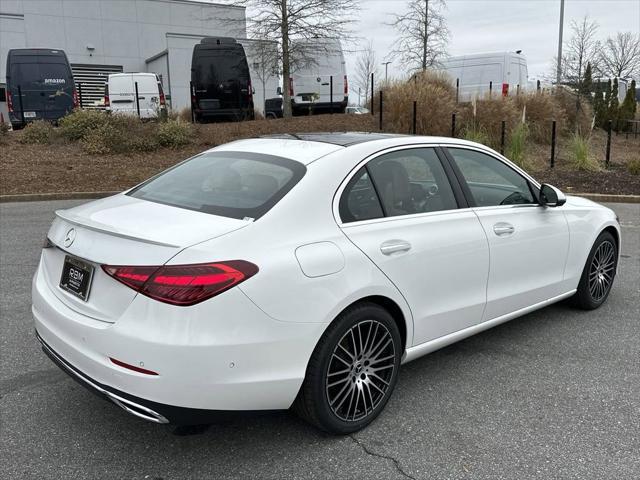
[260,132,405,147]
[210,133,490,165]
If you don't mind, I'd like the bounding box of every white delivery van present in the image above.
[290,38,348,115]
[104,73,166,119]
[436,51,528,101]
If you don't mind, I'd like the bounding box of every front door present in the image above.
[445,147,570,320]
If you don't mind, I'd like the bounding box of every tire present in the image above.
[573,230,618,310]
[294,302,402,434]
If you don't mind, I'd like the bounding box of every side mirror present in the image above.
[539,183,566,207]
[276,86,282,96]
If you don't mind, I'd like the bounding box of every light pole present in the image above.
[382,61,392,83]
[556,0,565,85]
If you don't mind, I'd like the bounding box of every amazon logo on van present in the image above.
[44,78,66,85]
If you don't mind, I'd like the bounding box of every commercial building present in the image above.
[0,0,278,116]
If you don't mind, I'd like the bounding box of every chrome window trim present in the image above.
[333,141,544,227]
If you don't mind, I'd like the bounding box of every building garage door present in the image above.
[71,64,123,109]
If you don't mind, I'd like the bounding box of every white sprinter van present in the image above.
[104,73,166,119]
[290,39,348,115]
[437,51,529,101]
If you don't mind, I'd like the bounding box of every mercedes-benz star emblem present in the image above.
[63,228,76,248]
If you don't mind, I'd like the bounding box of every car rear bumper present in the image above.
[32,260,327,423]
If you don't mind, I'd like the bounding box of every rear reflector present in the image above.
[109,357,159,376]
[102,261,258,306]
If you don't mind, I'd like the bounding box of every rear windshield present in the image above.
[193,48,250,86]
[128,151,306,219]
[9,61,72,90]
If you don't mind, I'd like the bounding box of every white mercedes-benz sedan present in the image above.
[33,133,620,434]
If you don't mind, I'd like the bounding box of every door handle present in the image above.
[380,240,412,255]
[493,223,515,236]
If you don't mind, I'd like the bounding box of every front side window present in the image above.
[447,148,536,207]
[367,148,458,217]
[128,151,306,220]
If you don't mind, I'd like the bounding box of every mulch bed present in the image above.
[1,115,638,196]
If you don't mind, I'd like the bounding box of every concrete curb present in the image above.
[1,191,639,204]
[571,193,640,204]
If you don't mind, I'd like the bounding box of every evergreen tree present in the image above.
[619,80,637,131]
[580,62,593,99]
[610,78,620,130]
[593,84,605,127]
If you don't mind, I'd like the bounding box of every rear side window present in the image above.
[367,148,458,217]
[339,168,384,223]
[128,152,306,220]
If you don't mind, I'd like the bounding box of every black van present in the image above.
[191,38,254,122]
[6,48,77,129]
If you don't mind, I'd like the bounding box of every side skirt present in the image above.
[401,290,576,364]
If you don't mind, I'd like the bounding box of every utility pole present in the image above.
[422,0,429,70]
[382,61,392,83]
[556,0,565,85]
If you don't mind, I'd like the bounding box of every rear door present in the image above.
[108,75,135,115]
[10,59,74,120]
[193,48,249,111]
[136,75,160,118]
[337,147,489,346]
[444,146,570,320]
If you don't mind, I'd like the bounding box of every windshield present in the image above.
[128,151,306,219]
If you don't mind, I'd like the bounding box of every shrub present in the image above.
[461,124,490,145]
[627,159,640,175]
[507,122,529,168]
[374,71,456,136]
[20,120,55,144]
[516,92,568,143]
[568,132,600,171]
[59,109,109,141]
[554,88,593,135]
[156,119,193,148]
[458,97,519,149]
[81,115,159,154]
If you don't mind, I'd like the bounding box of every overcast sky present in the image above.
[348,0,640,84]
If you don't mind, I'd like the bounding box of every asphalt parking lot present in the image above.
[1,199,638,480]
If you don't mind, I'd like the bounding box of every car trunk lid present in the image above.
[42,194,250,322]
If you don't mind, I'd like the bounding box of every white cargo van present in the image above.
[104,73,166,119]
[290,39,348,115]
[436,52,528,101]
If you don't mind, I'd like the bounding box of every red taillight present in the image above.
[158,83,166,106]
[344,75,348,96]
[104,84,110,107]
[289,77,294,97]
[6,91,13,113]
[72,88,79,108]
[109,357,158,376]
[247,80,253,99]
[502,83,509,96]
[102,261,258,306]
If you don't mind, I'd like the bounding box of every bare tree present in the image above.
[599,32,640,79]
[245,39,280,114]
[218,0,359,118]
[387,0,449,73]
[559,15,602,86]
[354,41,378,105]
